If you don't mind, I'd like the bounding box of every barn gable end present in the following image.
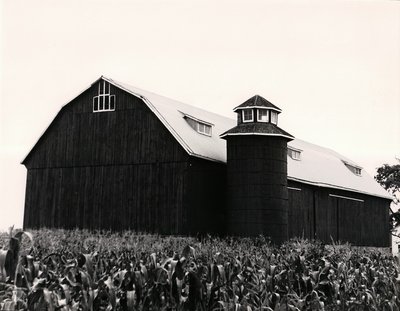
[23,78,189,168]
[23,78,227,234]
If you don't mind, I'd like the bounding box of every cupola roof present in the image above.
[220,123,294,140]
[233,95,282,113]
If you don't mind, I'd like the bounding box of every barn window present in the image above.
[257,109,269,122]
[182,113,213,136]
[93,80,116,112]
[242,109,254,123]
[270,111,278,125]
[288,147,302,160]
[343,161,362,176]
[198,122,212,135]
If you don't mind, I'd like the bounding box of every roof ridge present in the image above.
[106,77,234,121]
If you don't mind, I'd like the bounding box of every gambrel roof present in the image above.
[23,76,392,200]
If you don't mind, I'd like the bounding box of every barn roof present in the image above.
[106,77,234,163]
[23,76,392,200]
[105,77,391,200]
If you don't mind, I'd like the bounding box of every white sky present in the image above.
[1,0,399,231]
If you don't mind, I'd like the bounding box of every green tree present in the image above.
[375,161,400,235]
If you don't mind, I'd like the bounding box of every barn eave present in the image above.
[287,176,393,201]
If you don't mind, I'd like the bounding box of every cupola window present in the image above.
[93,80,116,112]
[270,111,278,125]
[288,147,302,160]
[182,112,213,136]
[342,161,362,176]
[257,109,269,122]
[242,109,254,123]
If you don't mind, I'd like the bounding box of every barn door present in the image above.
[329,194,364,245]
[337,198,363,244]
[288,187,314,240]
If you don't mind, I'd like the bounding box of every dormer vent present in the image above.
[288,147,302,160]
[342,160,362,176]
[181,112,213,137]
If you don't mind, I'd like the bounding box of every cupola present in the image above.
[233,95,282,125]
[220,95,294,140]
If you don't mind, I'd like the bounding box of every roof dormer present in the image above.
[180,111,213,137]
[233,95,282,126]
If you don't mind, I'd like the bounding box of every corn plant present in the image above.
[1,229,400,310]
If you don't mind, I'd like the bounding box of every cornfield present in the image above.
[0,228,399,310]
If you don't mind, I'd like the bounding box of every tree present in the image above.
[375,161,400,236]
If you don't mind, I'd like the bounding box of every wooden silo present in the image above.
[220,95,294,243]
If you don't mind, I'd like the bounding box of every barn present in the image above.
[22,76,392,246]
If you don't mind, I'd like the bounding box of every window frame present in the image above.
[257,109,269,122]
[197,122,212,136]
[288,146,303,161]
[270,111,278,125]
[242,109,254,123]
[93,80,116,113]
[182,113,213,137]
[288,147,302,160]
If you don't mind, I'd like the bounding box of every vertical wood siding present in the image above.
[185,158,227,235]
[24,163,188,233]
[23,81,191,233]
[288,180,390,247]
[288,183,314,239]
[23,83,187,168]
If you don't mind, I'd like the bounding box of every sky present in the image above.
[1,0,399,231]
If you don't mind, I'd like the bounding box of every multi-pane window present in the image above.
[184,115,212,136]
[270,111,278,125]
[242,109,254,122]
[288,148,301,160]
[198,122,212,135]
[93,80,116,112]
[257,109,269,122]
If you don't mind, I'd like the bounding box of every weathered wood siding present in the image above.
[287,182,315,239]
[288,180,390,247]
[225,136,289,243]
[24,163,188,233]
[24,83,187,168]
[23,80,195,233]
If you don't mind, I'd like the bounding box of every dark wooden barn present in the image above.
[22,76,392,246]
